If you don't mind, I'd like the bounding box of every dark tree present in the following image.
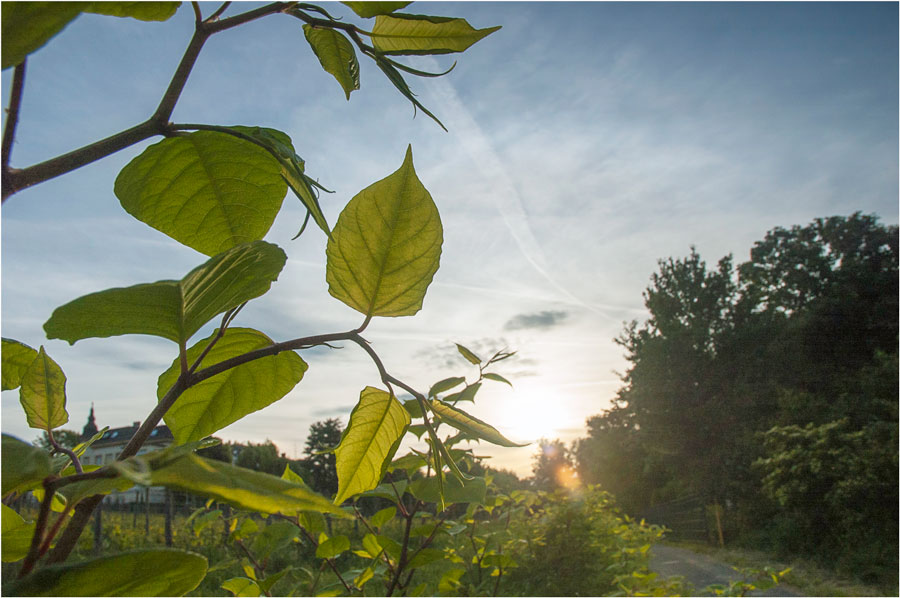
[530,438,577,491]
[302,418,343,497]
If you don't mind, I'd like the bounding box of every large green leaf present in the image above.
[408,474,486,506]
[113,451,348,518]
[326,146,442,318]
[227,126,331,238]
[1,2,83,69]
[222,577,261,597]
[303,25,360,100]
[5,549,207,596]
[84,2,180,21]
[1,337,38,391]
[159,328,307,444]
[1,504,35,562]
[341,2,410,18]
[371,14,501,56]
[19,346,68,431]
[1,434,51,497]
[44,241,286,345]
[115,132,287,256]
[333,387,411,504]
[1,2,179,70]
[429,400,527,447]
[56,465,134,506]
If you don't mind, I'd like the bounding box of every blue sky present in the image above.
[2,2,897,475]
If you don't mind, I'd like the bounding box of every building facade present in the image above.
[80,406,173,504]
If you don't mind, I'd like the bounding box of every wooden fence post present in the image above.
[164,488,173,546]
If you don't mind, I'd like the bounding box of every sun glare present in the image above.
[496,387,571,444]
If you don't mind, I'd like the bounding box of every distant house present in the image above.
[79,405,173,504]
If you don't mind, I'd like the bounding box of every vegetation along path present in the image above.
[650,544,804,596]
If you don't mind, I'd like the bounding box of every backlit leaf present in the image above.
[158,328,307,444]
[19,346,67,431]
[456,343,481,365]
[1,504,35,562]
[84,2,180,21]
[6,549,207,596]
[316,534,350,559]
[1,338,38,391]
[444,382,480,403]
[222,577,261,597]
[1,434,51,497]
[333,387,411,504]
[251,521,300,560]
[371,13,500,55]
[342,2,410,18]
[370,506,396,527]
[56,465,133,506]
[409,474,486,506]
[113,451,348,518]
[282,464,310,488]
[482,372,512,387]
[303,25,360,100]
[227,126,331,238]
[115,131,287,256]
[1,2,82,69]
[429,400,527,447]
[428,376,465,397]
[326,146,442,318]
[44,241,286,345]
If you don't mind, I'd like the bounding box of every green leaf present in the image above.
[2,504,35,562]
[360,533,382,559]
[222,577,261,597]
[1,434,51,497]
[1,2,83,70]
[333,387,411,504]
[456,343,481,365]
[358,479,407,503]
[371,13,501,56]
[409,475,486,506]
[6,549,207,596]
[342,2,410,18]
[429,399,527,447]
[158,328,307,444]
[56,465,134,507]
[84,2,180,20]
[115,131,287,256]
[297,511,327,537]
[113,452,348,518]
[44,241,286,345]
[52,427,109,472]
[354,566,375,589]
[370,506,396,528]
[303,25,360,100]
[282,464,311,488]
[19,347,68,431]
[407,547,445,569]
[444,382,481,403]
[482,373,512,387]
[316,534,350,559]
[1,338,38,391]
[326,146,442,318]
[227,125,331,238]
[376,534,402,561]
[428,376,465,397]
[257,567,291,594]
[251,521,300,560]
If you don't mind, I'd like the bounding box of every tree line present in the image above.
[543,213,897,587]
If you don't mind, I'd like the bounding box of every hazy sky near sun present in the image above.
[2,2,897,475]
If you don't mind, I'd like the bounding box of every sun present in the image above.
[493,386,572,444]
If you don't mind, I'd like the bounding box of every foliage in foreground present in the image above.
[0,2,573,596]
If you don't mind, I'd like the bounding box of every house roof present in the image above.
[92,424,173,448]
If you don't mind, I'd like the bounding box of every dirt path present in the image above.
[649,544,805,596]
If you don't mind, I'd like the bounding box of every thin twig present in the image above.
[2,59,26,171]
[187,303,245,375]
[207,2,232,22]
[48,429,82,474]
[191,1,203,26]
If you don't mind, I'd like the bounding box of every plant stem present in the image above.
[2,60,26,171]
[48,429,82,474]
[18,479,54,577]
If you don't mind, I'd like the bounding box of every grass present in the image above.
[666,540,896,597]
